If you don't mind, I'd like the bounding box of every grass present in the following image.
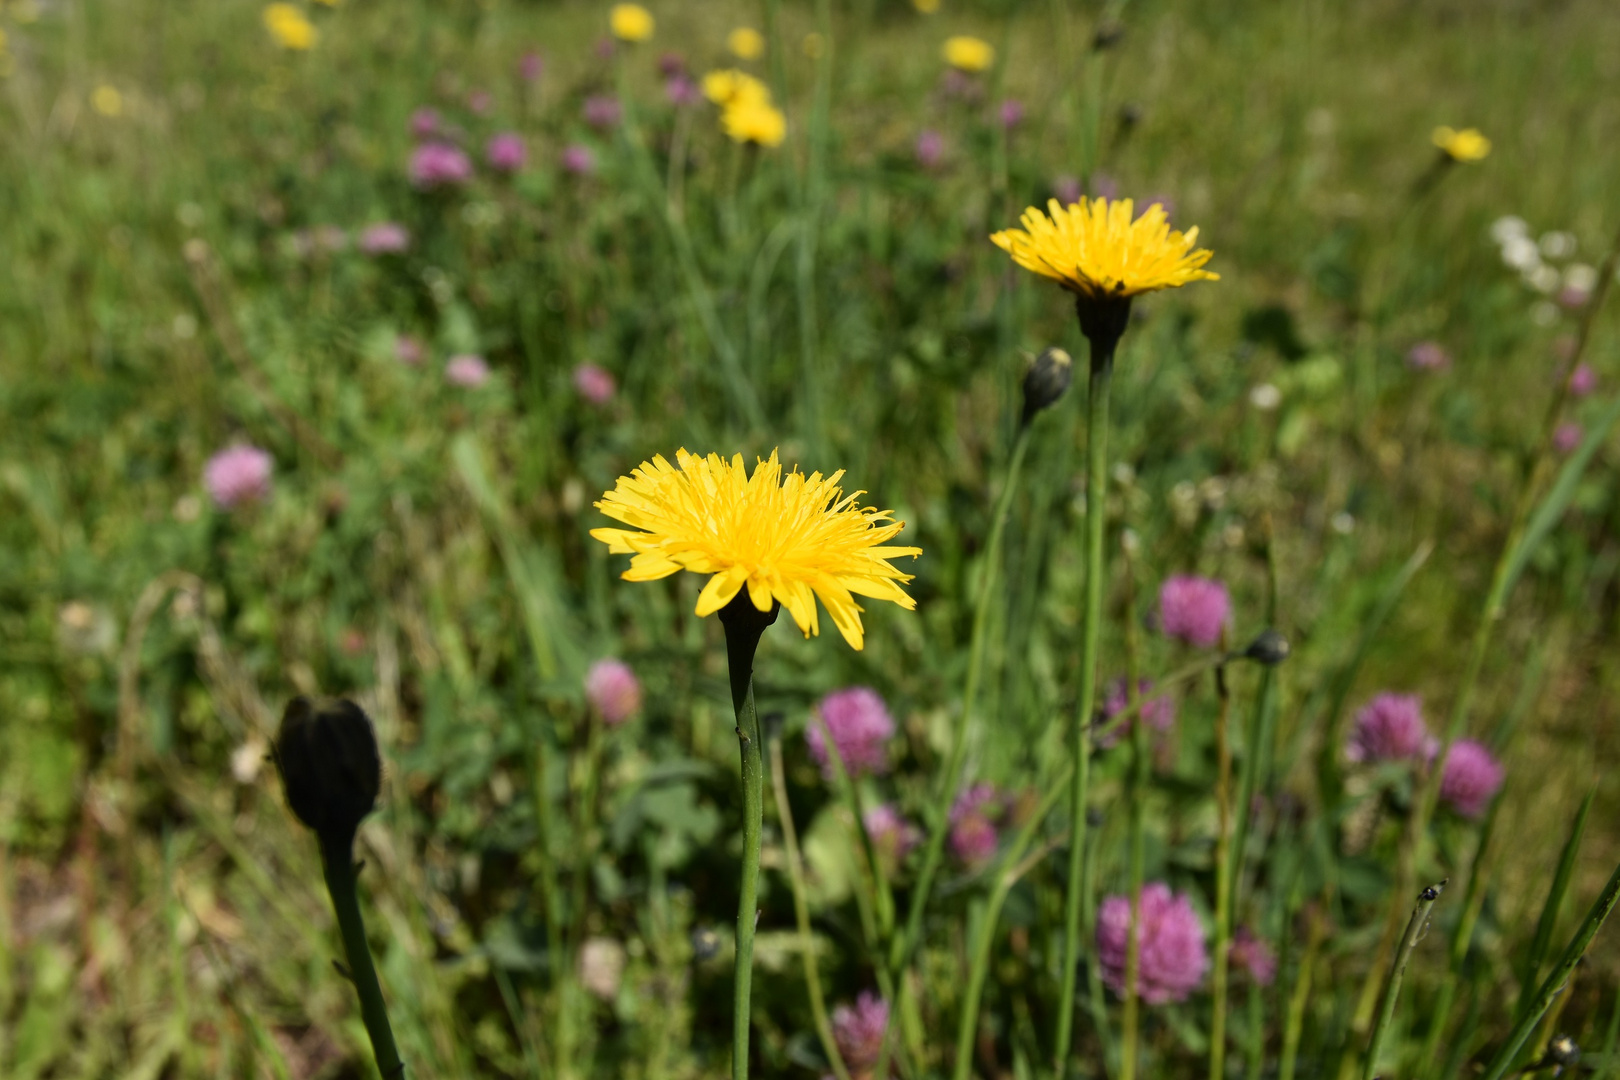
[3,0,1620,1077]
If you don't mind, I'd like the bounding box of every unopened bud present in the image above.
[1242,629,1290,666]
[273,697,382,849]
[1021,347,1073,425]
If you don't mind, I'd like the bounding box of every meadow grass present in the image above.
[3,0,1620,1077]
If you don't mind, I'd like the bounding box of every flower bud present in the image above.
[1021,347,1074,425]
[1242,629,1290,666]
[1548,1036,1579,1067]
[273,697,382,849]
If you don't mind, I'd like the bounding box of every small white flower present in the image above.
[1490,215,1529,245]
[1330,511,1355,535]
[1565,263,1598,292]
[1539,231,1577,259]
[1531,301,1561,327]
[1249,383,1282,411]
[1501,235,1541,271]
[1526,264,1562,294]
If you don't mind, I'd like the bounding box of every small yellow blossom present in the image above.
[263,4,317,49]
[592,449,921,650]
[943,35,993,72]
[91,85,124,117]
[913,0,941,12]
[727,27,765,60]
[609,3,654,43]
[722,96,787,147]
[991,198,1218,300]
[1431,126,1490,164]
[703,68,770,108]
[802,32,825,59]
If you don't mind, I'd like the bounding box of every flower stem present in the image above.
[720,598,778,1080]
[1055,307,1123,1075]
[1363,881,1446,1080]
[320,836,404,1079]
[1210,657,1234,1080]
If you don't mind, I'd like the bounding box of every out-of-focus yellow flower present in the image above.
[592,449,921,650]
[1431,126,1490,163]
[703,68,770,108]
[913,0,941,12]
[727,27,764,60]
[91,85,124,116]
[943,35,993,72]
[311,0,340,5]
[722,96,787,147]
[263,4,317,49]
[609,3,654,43]
[991,198,1218,300]
[802,32,825,59]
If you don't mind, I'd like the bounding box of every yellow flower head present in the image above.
[609,3,655,43]
[728,27,765,60]
[1431,126,1490,164]
[91,85,124,117]
[703,68,769,108]
[990,198,1219,300]
[943,35,993,72]
[591,449,921,650]
[722,96,787,147]
[913,0,941,12]
[263,3,317,49]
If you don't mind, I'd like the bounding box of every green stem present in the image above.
[1055,326,1118,1074]
[1122,543,1146,1080]
[768,736,853,1080]
[1278,908,1323,1080]
[320,836,404,1079]
[1363,881,1445,1080]
[1210,661,1234,1080]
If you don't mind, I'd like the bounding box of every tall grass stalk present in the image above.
[1210,655,1235,1080]
[1362,881,1445,1080]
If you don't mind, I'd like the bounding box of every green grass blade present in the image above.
[1514,786,1596,1023]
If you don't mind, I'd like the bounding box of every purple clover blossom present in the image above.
[204,444,273,509]
[445,354,490,387]
[394,335,425,366]
[807,687,895,779]
[1406,341,1452,372]
[573,363,617,404]
[665,74,701,107]
[1569,363,1597,397]
[915,129,946,168]
[1053,174,1083,206]
[409,107,442,140]
[1158,575,1231,648]
[520,51,545,82]
[1347,693,1431,763]
[830,992,889,1074]
[358,222,411,255]
[562,144,597,176]
[1440,739,1504,818]
[1229,927,1277,986]
[486,132,527,173]
[1098,677,1176,748]
[864,803,921,867]
[466,89,493,115]
[583,94,623,129]
[949,783,1002,866]
[585,658,642,726]
[1097,882,1209,1004]
[1554,422,1584,455]
[998,98,1026,129]
[409,142,474,188]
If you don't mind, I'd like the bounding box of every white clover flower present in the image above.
[1565,263,1598,292]
[1250,383,1282,410]
[1539,231,1577,259]
[1501,235,1541,271]
[1526,264,1562,293]
[1490,215,1529,245]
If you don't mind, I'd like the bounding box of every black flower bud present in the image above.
[274,697,382,849]
[1241,629,1291,666]
[1021,347,1074,426]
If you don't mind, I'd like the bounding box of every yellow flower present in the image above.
[943,35,993,72]
[592,449,921,650]
[913,0,941,12]
[728,27,765,60]
[609,3,654,43]
[990,198,1219,300]
[91,85,123,116]
[722,97,787,147]
[263,3,317,49]
[703,68,770,107]
[1431,126,1490,163]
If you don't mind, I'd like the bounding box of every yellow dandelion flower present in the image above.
[591,449,921,650]
[990,197,1218,300]
[728,27,765,60]
[92,85,124,117]
[943,35,993,72]
[1431,126,1490,164]
[609,3,654,43]
[702,68,770,108]
[722,97,787,147]
[913,0,941,12]
[263,3,317,49]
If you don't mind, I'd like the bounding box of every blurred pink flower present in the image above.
[1098,677,1176,748]
[1053,174,1082,206]
[409,107,442,139]
[394,335,425,366]
[1230,927,1277,986]
[1440,739,1504,819]
[562,144,597,176]
[594,37,616,60]
[585,658,642,725]
[409,142,474,188]
[1569,363,1597,397]
[358,222,411,255]
[807,687,895,779]
[665,74,701,107]
[1097,883,1208,1004]
[915,129,946,168]
[204,444,273,509]
[1554,422,1583,455]
[831,993,889,1073]
[573,363,617,405]
[1347,693,1430,763]
[583,94,623,129]
[657,52,686,78]
[864,803,921,867]
[1558,284,1591,311]
[949,782,1002,866]
[1405,341,1451,371]
[467,89,493,115]
[998,98,1025,129]
[520,51,545,82]
[1159,575,1231,648]
[445,354,490,387]
[486,132,527,173]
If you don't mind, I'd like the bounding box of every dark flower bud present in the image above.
[1021,347,1074,426]
[1092,21,1125,50]
[1242,629,1291,666]
[274,697,382,849]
